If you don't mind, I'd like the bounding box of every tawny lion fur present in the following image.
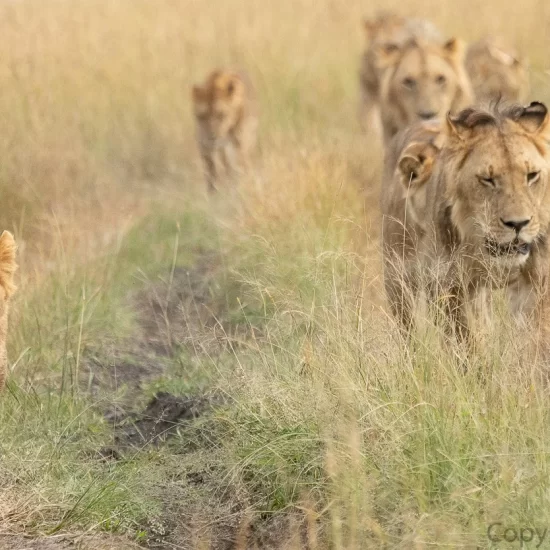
[358,12,442,135]
[380,119,443,329]
[465,37,529,104]
[382,102,550,358]
[377,37,473,144]
[192,69,258,192]
[0,231,17,391]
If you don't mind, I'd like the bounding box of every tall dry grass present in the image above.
[0,0,549,546]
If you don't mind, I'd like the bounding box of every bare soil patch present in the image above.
[0,534,140,550]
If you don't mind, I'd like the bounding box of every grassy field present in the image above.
[2,0,550,548]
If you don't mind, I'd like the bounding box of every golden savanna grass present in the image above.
[1,0,550,548]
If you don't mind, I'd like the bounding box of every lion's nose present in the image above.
[417,110,437,120]
[501,217,531,233]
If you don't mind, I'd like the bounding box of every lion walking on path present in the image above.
[381,102,550,358]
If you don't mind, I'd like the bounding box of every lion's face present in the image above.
[445,104,550,267]
[379,39,472,139]
[392,48,458,122]
[192,71,245,139]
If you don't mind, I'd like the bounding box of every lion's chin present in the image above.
[484,238,531,265]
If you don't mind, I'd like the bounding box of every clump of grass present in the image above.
[200,141,550,545]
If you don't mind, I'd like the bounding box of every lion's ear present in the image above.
[363,18,379,40]
[445,111,481,142]
[226,77,238,97]
[224,76,245,101]
[445,112,466,142]
[516,102,549,136]
[398,148,435,188]
[398,154,423,187]
[443,38,465,61]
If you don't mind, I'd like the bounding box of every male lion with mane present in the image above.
[378,37,473,144]
[382,101,550,359]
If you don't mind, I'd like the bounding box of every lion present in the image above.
[377,37,474,144]
[383,101,550,357]
[358,13,443,135]
[0,231,17,391]
[465,38,529,103]
[192,69,258,192]
[380,119,443,329]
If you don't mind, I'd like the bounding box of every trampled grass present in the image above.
[1,0,550,548]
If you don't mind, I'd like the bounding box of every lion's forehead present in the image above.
[465,132,546,172]
[396,50,454,78]
[375,25,408,44]
[212,74,233,91]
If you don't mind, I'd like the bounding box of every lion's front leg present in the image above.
[434,281,491,363]
[384,260,418,336]
[440,283,470,346]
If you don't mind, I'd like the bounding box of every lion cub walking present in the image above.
[192,69,258,192]
[0,231,17,391]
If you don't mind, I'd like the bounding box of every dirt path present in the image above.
[0,534,141,550]
[5,252,313,550]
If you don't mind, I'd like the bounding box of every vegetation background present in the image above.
[1,0,550,548]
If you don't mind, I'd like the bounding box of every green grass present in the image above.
[1,205,222,537]
[2,0,550,547]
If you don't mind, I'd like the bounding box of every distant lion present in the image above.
[358,13,443,135]
[0,231,17,391]
[383,102,550,357]
[466,38,529,103]
[192,69,258,191]
[377,37,473,144]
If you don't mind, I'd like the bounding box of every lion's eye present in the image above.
[402,77,416,90]
[479,176,496,188]
[527,171,540,185]
[436,74,447,86]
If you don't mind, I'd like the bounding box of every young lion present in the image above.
[380,120,442,330]
[377,37,473,144]
[384,102,550,357]
[192,69,258,192]
[358,12,442,135]
[0,231,17,391]
[465,38,529,103]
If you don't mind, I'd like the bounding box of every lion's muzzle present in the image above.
[485,237,532,257]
